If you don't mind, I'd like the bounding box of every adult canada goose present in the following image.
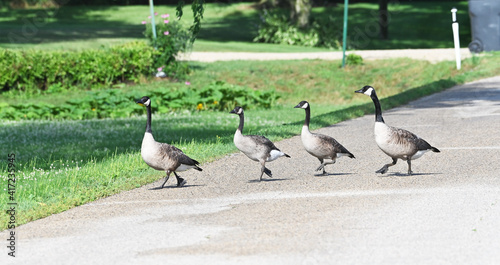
[136,96,202,188]
[355,86,440,175]
[294,101,355,175]
[229,106,291,181]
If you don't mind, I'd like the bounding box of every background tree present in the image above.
[379,0,389,39]
[260,0,312,28]
[176,0,205,42]
[289,0,312,28]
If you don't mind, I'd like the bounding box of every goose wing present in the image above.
[315,133,355,158]
[247,134,281,151]
[391,126,434,151]
[158,143,200,166]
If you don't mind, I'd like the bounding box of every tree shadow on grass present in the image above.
[0,5,145,45]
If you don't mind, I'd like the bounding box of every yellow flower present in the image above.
[196,103,203,110]
[92,108,96,111]
[213,100,218,105]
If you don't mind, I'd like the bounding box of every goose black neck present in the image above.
[237,113,244,132]
[304,106,311,127]
[145,105,153,133]
[370,93,385,123]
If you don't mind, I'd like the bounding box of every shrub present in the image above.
[196,81,279,111]
[0,81,280,120]
[0,41,156,92]
[143,12,192,79]
[253,10,342,49]
[346,53,363,66]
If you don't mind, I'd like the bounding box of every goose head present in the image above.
[136,96,151,107]
[294,101,309,109]
[230,106,244,115]
[355,85,376,97]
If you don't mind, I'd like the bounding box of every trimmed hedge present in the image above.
[0,41,157,92]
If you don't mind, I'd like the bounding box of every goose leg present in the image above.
[316,158,336,175]
[259,160,272,181]
[173,172,186,187]
[264,167,272,177]
[315,158,326,175]
[376,158,398,174]
[160,172,171,189]
[407,160,413,175]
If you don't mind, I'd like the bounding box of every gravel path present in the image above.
[177,48,472,63]
[2,73,500,265]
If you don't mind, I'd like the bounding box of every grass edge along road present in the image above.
[1,53,500,230]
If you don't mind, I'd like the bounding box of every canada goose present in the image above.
[294,101,355,175]
[354,86,440,175]
[136,96,202,188]
[229,106,291,181]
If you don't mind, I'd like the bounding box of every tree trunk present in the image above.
[379,0,389,39]
[290,0,311,29]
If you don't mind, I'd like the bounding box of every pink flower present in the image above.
[148,16,151,19]
[164,31,169,35]
[154,12,158,16]
[161,14,170,18]
[185,81,191,85]
[141,21,147,24]
[164,20,169,24]
[157,67,163,72]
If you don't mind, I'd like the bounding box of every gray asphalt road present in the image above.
[2,76,500,265]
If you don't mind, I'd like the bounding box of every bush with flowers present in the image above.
[143,12,192,79]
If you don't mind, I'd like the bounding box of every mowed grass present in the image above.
[2,52,500,230]
[0,1,470,51]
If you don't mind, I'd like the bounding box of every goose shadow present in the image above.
[247,178,290,183]
[313,172,355,177]
[148,184,206,190]
[380,172,443,177]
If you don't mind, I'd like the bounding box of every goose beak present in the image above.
[229,109,236,114]
[136,99,145,106]
[294,104,301,108]
[354,89,364,94]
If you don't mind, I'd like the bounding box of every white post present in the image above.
[451,8,461,70]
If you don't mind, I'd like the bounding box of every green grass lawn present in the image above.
[2,52,500,230]
[0,1,470,51]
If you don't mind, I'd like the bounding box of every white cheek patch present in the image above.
[364,87,374,96]
[302,102,309,109]
[237,108,243,115]
[144,99,151,106]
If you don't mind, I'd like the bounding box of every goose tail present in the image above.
[431,147,440,153]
